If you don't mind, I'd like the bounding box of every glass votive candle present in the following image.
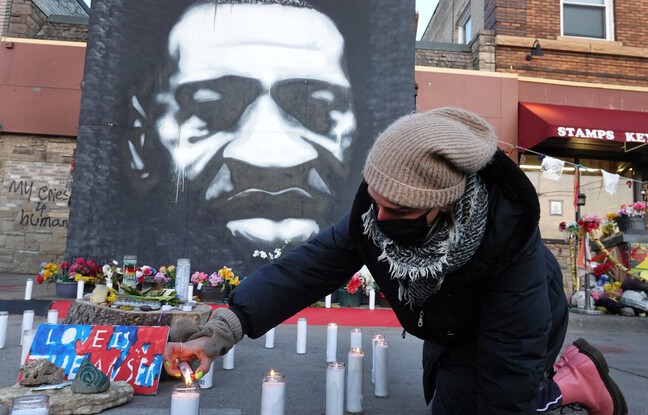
[11,394,49,414]
[261,370,285,415]
[170,383,200,415]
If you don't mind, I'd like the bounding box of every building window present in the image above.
[562,0,614,40]
[457,14,472,44]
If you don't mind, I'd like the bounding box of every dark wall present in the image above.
[66,0,415,275]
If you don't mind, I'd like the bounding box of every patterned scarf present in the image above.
[362,174,489,307]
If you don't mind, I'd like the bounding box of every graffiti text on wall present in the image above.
[0,161,70,228]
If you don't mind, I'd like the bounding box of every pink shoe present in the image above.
[553,338,628,415]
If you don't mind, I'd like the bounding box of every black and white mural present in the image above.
[66,0,415,273]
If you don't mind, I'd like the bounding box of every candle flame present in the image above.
[269,369,275,377]
[179,361,194,386]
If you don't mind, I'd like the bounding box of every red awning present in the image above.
[518,102,648,150]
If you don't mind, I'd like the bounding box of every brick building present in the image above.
[0,0,86,273]
[417,0,648,295]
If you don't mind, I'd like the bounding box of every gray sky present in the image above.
[416,0,439,40]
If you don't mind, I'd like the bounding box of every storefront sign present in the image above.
[557,126,648,142]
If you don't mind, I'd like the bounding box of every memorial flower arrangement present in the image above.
[191,266,241,292]
[154,265,176,288]
[102,260,122,285]
[614,201,646,219]
[344,266,377,295]
[36,261,72,284]
[68,257,103,285]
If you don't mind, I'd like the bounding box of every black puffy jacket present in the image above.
[229,150,568,414]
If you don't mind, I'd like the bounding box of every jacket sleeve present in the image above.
[476,235,552,415]
[228,214,365,338]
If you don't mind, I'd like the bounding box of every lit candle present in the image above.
[186,284,194,302]
[265,328,275,349]
[0,311,8,349]
[24,278,33,301]
[222,345,235,370]
[170,383,200,415]
[350,328,362,349]
[76,280,85,300]
[374,340,389,398]
[198,361,215,389]
[20,310,34,346]
[371,334,385,384]
[346,347,364,414]
[296,318,307,354]
[46,309,58,325]
[325,294,332,309]
[326,323,338,363]
[179,361,194,384]
[326,361,345,415]
[21,328,36,365]
[261,370,285,415]
[368,289,375,310]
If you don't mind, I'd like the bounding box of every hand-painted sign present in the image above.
[24,324,169,395]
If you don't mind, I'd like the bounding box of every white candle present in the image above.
[198,361,215,389]
[20,310,34,346]
[170,383,200,415]
[106,279,113,289]
[182,305,192,312]
[326,361,345,415]
[265,328,275,349]
[326,323,338,363]
[76,280,85,299]
[47,309,58,324]
[346,347,364,414]
[325,294,332,308]
[368,289,375,310]
[24,278,33,300]
[187,284,194,302]
[10,409,48,415]
[21,328,36,365]
[261,370,285,415]
[223,345,235,370]
[350,328,362,349]
[296,318,307,354]
[371,334,385,384]
[374,340,389,398]
[0,311,8,349]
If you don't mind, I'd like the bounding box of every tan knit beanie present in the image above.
[363,107,498,209]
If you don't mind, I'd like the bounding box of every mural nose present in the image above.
[223,95,318,168]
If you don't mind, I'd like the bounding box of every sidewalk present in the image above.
[1,273,648,414]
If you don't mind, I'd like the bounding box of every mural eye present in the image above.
[175,76,262,135]
[271,79,352,136]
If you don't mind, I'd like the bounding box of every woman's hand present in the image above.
[163,337,215,380]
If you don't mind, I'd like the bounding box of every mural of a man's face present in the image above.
[146,2,356,244]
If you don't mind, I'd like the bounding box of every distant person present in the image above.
[164,107,626,414]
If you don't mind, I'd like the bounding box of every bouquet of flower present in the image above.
[68,257,103,285]
[615,202,646,219]
[154,265,176,288]
[36,261,71,284]
[102,260,122,285]
[218,266,240,291]
[345,274,363,294]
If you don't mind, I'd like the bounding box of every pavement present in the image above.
[1,274,648,414]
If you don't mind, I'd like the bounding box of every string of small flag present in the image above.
[501,141,647,201]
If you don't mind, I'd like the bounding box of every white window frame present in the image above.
[457,9,472,45]
[561,0,615,41]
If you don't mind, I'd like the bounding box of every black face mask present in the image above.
[374,206,432,246]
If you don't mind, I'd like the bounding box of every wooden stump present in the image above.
[62,300,212,327]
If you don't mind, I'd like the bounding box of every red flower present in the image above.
[36,274,44,284]
[558,222,567,231]
[346,275,362,294]
[61,261,70,270]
